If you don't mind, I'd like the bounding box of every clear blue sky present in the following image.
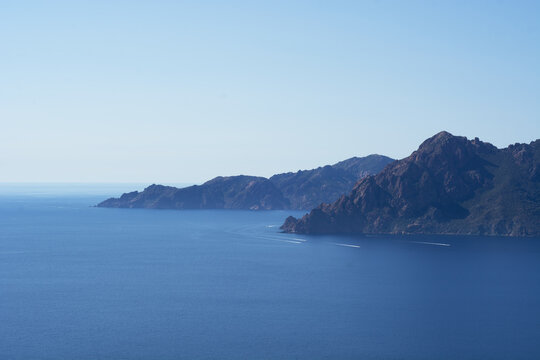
[1,0,539,183]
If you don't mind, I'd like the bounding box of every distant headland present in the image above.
[97,155,394,211]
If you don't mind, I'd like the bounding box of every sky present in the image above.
[1,0,539,183]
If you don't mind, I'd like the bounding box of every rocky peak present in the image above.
[282,132,540,236]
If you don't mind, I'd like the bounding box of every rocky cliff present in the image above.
[269,155,393,209]
[281,132,540,236]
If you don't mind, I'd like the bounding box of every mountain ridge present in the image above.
[97,154,394,210]
[281,132,540,236]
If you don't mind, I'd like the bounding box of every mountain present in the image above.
[97,155,394,210]
[99,176,289,210]
[269,155,393,209]
[281,132,540,236]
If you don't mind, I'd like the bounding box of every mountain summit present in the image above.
[281,132,540,236]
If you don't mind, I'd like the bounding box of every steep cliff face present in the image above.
[282,132,540,236]
[97,155,394,211]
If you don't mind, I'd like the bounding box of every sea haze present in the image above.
[1,185,539,360]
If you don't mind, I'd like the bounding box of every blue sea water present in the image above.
[1,184,540,360]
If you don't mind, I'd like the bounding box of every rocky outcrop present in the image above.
[269,155,393,209]
[97,155,394,210]
[281,132,540,236]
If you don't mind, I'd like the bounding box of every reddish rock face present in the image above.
[282,132,540,237]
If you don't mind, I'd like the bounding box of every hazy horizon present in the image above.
[0,130,536,186]
[2,1,539,183]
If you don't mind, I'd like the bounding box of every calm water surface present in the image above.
[1,185,539,359]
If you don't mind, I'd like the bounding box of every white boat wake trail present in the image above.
[334,243,361,248]
[253,235,304,245]
[409,241,451,247]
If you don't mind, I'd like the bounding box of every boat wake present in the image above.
[408,241,451,247]
[254,235,304,245]
[334,243,361,248]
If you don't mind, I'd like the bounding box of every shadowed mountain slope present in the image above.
[281,132,540,236]
[99,176,288,210]
[270,155,393,209]
[98,155,394,210]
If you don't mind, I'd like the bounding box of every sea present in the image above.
[1,184,539,360]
